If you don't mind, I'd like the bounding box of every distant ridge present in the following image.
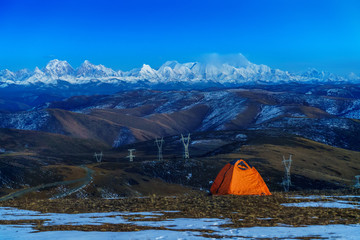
[1,54,359,89]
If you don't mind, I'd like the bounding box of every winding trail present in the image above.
[0,166,94,201]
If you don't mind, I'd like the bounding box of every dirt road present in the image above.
[0,166,93,201]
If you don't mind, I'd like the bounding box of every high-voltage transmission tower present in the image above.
[355,175,360,188]
[94,152,103,163]
[181,133,191,159]
[281,154,292,192]
[155,137,164,161]
[126,149,136,162]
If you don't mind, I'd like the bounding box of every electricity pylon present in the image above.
[181,133,191,159]
[281,154,292,192]
[355,175,360,188]
[94,152,103,163]
[155,137,164,161]
[127,149,136,162]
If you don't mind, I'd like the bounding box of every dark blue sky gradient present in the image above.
[0,0,359,74]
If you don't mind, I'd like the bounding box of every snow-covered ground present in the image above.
[282,201,360,209]
[283,195,360,209]
[0,195,359,240]
[288,195,360,200]
[0,220,359,240]
[0,224,359,240]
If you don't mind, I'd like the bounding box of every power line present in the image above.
[126,149,136,162]
[155,137,164,161]
[281,154,292,192]
[94,152,103,163]
[181,133,191,159]
[355,175,360,188]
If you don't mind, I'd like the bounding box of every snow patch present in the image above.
[0,206,360,239]
[256,105,284,124]
[191,139,224,145]
[112,127,136,147]
[186,173,192,180]
[282,201,359,209]
[235,133,247,141]
[0,110,50,130]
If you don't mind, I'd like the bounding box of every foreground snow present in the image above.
[0,222,359,240]
[283,195,360,209]
[0,195,359,239]
[282,201,360,209]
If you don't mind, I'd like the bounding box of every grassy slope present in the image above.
[0,127,110,157]
[1,127,359,199]
[0,128,110,196]
[224,135,360,190]
[47,104,209,144]
[108,130,360,192]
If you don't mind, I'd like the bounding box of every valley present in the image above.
[1,85,360,199]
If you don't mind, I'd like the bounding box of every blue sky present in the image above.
[0,0,359,75]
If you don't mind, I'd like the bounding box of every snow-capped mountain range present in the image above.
[1,56,359,88]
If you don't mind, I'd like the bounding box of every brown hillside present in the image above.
[225,101,261,129]
[148,104,210,133]
[47,104,209,145]
[0,128,109,155]
[48,109,125,145]
[299,106,333,118]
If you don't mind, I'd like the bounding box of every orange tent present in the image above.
[210,159,271,196]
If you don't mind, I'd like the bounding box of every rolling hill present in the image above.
[1,84,360,199]
[1,127,359,199]
[1,86,360,151]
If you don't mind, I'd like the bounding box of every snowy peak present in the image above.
[83,60,92,65]
[0,69,16,85]
[77,60,117,78]
[301,68,346,82]
[301,68,326,79]
[14,69,32,81]
[44,59,75,78]
[34,67,43,74]
[0,69,15,80]
[348,72,358,80]
[26,61,75,85]
[0,56,359,88]
[140,64,156,74]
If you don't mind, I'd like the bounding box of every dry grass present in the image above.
[43,165,87,181]
[48,104,210,144]
[85,163,196,197]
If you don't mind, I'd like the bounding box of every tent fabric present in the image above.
[210,159,271,196]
